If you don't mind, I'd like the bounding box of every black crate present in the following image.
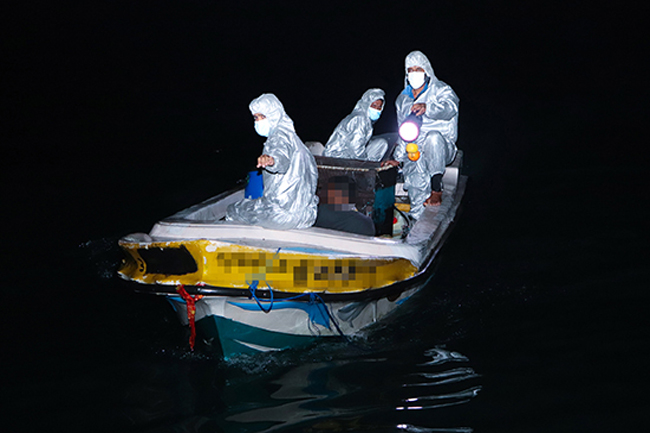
[315,156,397,236]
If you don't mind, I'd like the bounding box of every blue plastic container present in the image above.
[244,170,264,199]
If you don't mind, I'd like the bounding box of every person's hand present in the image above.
[257,154,275,168]
[411,103,426,116]
[381,160,399,168]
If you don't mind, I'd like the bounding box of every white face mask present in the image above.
[408,71,426,89]
[254,118,270,137]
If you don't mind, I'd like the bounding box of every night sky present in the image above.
[7,2,645,198]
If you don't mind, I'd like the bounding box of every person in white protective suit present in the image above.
[323,88,389,161]
[383,50,459,220]
[226,93,319,230]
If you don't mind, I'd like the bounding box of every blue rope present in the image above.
[247,246,348,340]
[246,281,347,339]
[310,293,348,340]
[248,280,275,313]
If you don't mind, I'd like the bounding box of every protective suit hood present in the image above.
[249,93,296,134]
[404,50,438,86]
[353,88,385,113]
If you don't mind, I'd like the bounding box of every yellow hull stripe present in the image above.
[118,240,416,294]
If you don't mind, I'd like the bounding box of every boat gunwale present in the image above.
[126,174,467,303]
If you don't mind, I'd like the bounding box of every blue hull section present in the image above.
[199,315,320,359]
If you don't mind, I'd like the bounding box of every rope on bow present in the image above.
[176,284,204,351]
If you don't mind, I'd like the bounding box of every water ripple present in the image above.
[218,346,480,432]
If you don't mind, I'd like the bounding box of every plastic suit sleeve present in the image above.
[393,137,408,163]
[423,85,459,122]
[263,130,292,174]
[395,95,412,127]
[347,115,371,160]
[393,96,412,163]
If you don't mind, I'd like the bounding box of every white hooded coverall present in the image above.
[394,51,459,219]
[323,88,388,161]
[226,94,319,230]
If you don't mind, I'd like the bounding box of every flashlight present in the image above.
[398,113,422,142]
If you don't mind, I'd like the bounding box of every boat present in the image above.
[117,148,466,359]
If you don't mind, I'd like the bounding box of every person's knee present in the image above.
[422,131,445,149]
[422,131,455,168]
[368,137,389,161]
[370,137,388,149]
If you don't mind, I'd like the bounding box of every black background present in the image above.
[2,1,648,432]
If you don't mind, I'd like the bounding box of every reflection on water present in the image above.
[396,425,473,433]
[217,347,481,432]
[396,349,481,411]
[223,361,348,431]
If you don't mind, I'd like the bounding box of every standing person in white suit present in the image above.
[383,50,459,220]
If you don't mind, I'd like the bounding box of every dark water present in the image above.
[3,2,647,432]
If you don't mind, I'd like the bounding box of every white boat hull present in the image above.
[168,282,425,358]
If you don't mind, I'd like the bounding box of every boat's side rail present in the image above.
[148,222,422,265]
[165,188,245,222]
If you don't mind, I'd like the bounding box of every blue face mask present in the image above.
[368,107,382,121]
[254,118,270,137]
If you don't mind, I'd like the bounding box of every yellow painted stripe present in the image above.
[118,240,416,294]
[395,202,411,212]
